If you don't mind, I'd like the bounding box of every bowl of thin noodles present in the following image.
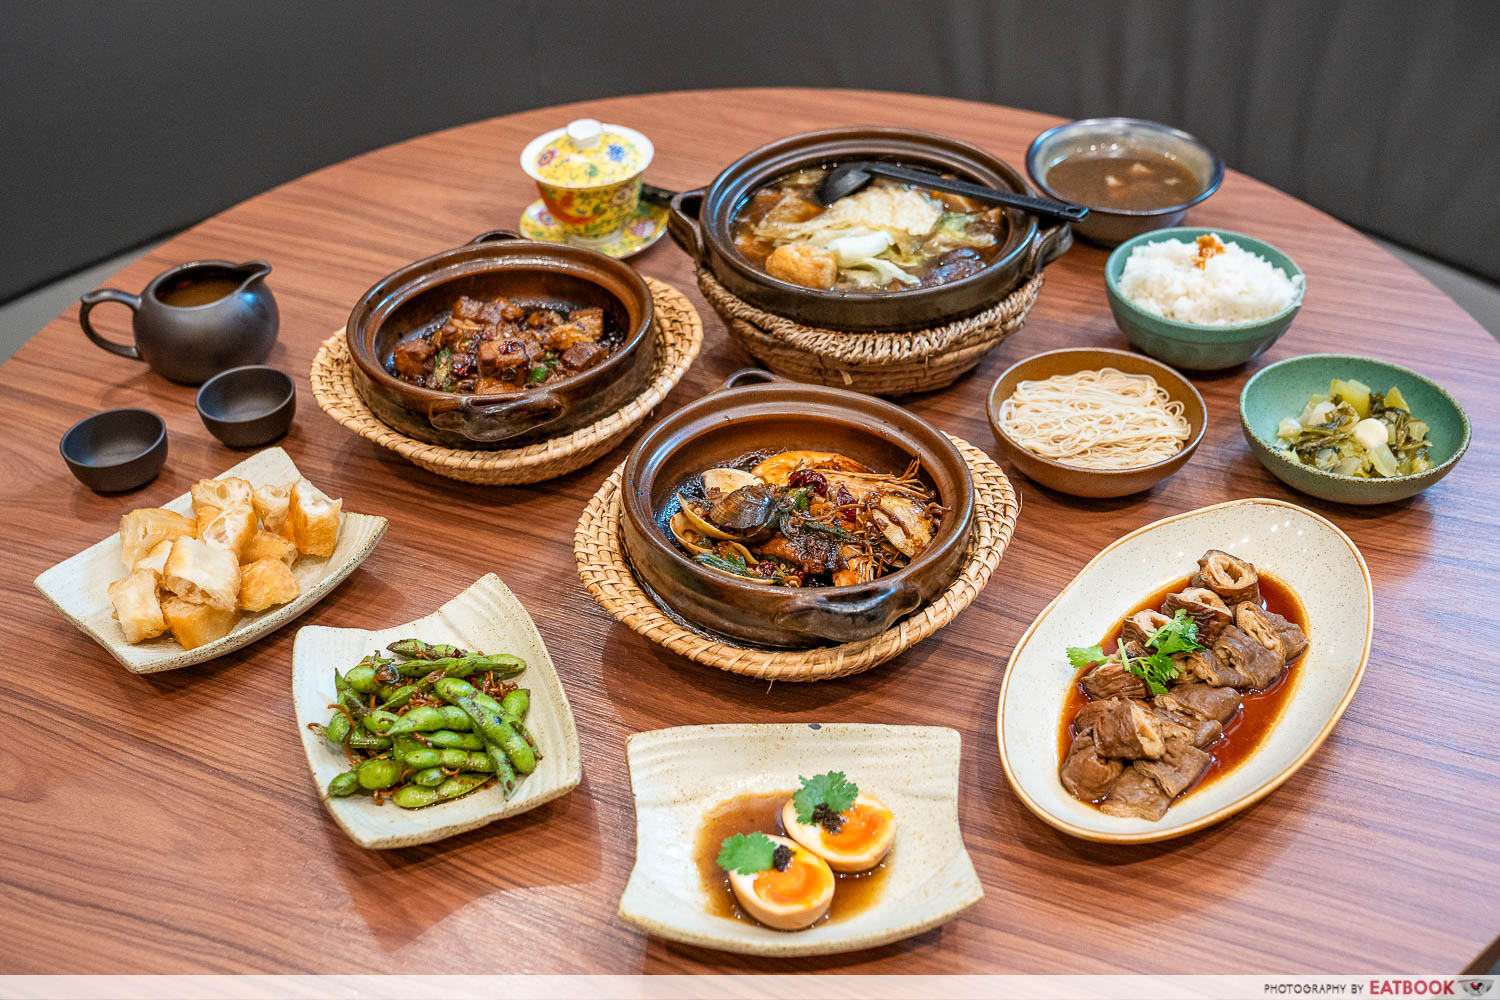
[986,347,1205,497]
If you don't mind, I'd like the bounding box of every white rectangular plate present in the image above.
[293,573,582,849]
[33,447,387,673]
[998,498,1372,843]
[619,723,982,956]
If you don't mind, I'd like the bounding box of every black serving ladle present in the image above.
[815,161,1089,222]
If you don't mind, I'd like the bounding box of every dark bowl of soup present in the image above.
[1027,118,1225,247]
[666,127,1073,332]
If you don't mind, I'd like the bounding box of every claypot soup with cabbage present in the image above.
[729,166,1007,292]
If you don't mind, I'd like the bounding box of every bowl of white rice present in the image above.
[1105,227,1305,370]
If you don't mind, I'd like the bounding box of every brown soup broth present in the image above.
[694,791,889,926]
[1045,152,1200,211]
[1057,572,1306,803]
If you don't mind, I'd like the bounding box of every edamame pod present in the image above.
[320,712,352,744]
[390,773,492,809]
[326,770,360,797]
[422,730,486,751]
[346,729,392,752]
[387,639,468,661]
[505,716,541,760]
[433,678,536,774]
[395,653,526,679]
[333,670,368,722]
[484,744,518,797]
[344,663,380,695]
[401,747,494,772]
[361,709,404,735]
[500,689,529,719]
[356,756,405,790]
[410,767,446,787]
[383,705,473,734]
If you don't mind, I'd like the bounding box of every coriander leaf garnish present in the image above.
[1065,610,1206,697]
[1147,609,1202,657]
[717,832,778,875]
[1122,649,1177,697]
[1066,645,1109,671]
[793,771,859,832]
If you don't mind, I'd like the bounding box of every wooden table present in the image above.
[3,89,1496,976]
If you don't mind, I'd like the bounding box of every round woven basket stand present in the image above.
[574,435,1020,681]
[309,277,702,485]
[696,267,1043,396]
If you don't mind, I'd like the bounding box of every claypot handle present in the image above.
[428,390,565,443]
[771,580,924,644]
[1028,220,1074,272]
[78,288,143,360]
[720,368,790,391]
[666,188,708,263]
[469,230,524,245]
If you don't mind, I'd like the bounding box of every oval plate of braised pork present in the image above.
[997,498,1372,843]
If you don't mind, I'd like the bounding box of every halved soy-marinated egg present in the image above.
[781,795,897,873]
[727,834,835,930]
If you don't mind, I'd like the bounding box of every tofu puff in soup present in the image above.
[729,167,1007,292]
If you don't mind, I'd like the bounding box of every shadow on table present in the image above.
[319,770,603,953]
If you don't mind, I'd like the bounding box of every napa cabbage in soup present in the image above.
[730,167,1007,292]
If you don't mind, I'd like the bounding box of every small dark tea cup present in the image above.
[60,408,168,492]
[195,365,296,448]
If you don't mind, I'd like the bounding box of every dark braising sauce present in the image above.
[1057,573,1306,804]
[693,791,889,927]
[1045,151,1201,211]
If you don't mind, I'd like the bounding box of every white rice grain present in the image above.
[1119,234,1303,324]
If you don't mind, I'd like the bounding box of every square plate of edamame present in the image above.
[618,723,983,956]
[292,572,582,848]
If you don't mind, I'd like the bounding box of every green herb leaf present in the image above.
[1147,609,1202,657]
[1066,645,1109,671]
[717,832,777,875]
[793,771,859,825]
[1124,650,1177,697]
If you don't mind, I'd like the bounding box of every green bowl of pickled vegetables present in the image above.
[1240,353,1470,504]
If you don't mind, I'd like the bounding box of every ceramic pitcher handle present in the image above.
[78,289,143,360]
[772,580,924,644]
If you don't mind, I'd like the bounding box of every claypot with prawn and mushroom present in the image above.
[621,371,975,650]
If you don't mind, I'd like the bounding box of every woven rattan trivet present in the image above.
[696,267,1042,396]
[309,277,702,485]
[574,435,1020,681]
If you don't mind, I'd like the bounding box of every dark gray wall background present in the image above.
[2,0,1496,301]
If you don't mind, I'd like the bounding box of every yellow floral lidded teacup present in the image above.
[520,119,655,246]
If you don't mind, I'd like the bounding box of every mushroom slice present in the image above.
[870,496,933,558]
